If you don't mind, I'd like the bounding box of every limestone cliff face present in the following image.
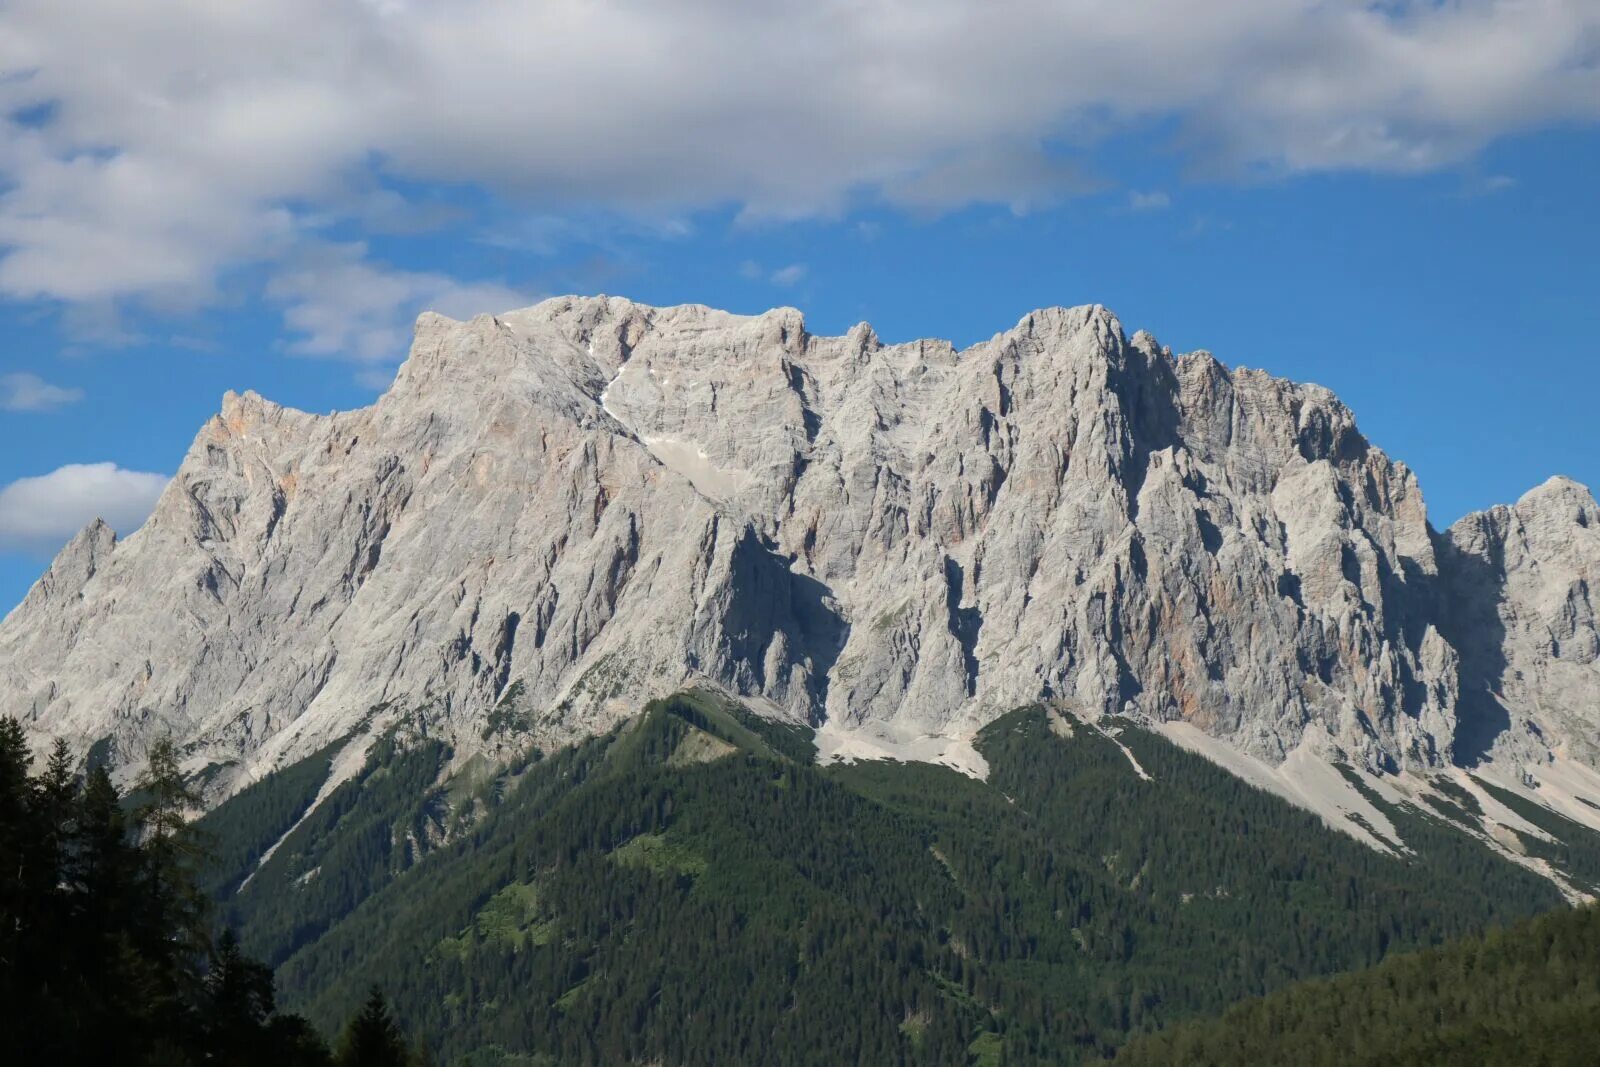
[1440,477,1600,768]
[0,297,1593,794]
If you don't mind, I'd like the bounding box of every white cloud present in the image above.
[1127,190,1172,212]
[0,462,168,554]
[266,242,528,363]
[738,261,809,287]
[0,0,1594,317]
[0,372,84,411]
[770,264,808,287]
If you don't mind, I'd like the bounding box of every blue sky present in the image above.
[2,1,1599,614]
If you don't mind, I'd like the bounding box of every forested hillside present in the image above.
[1106,901,1600,1066]
[0,719,328,1064]
[195,694,1592,1065]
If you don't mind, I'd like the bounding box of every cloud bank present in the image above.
[0,463,168,554]
[0,0,1595,356]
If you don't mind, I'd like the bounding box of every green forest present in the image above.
[194,694,1598,1063]
[1106,900,1600,1066]
[7,695,1600,1064]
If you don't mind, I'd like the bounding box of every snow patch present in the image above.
[814,718,989,780]
[598,364,629,427]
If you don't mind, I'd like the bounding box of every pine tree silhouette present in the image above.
[336,986,412,1067]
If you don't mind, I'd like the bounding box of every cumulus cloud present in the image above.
[0,0,1594,318]
[266,242,528,363]
[0,372,84,411]
[0,462,168,554]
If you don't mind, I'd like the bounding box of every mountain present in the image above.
[2,297,1598,871]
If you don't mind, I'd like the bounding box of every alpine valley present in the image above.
[5,298,1600,1064]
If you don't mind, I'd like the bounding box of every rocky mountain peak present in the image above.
[1517,474,1597,520]
[11,518,116,615]
[1,298,1595,823]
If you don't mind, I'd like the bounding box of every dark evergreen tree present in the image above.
[335,987,413,1067]
[0,716,334,1065]
[0,717,36,1016]
[204,930,277,1056]
[134,737,211,960]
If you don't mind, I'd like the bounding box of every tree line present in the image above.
[0,717,422,1065]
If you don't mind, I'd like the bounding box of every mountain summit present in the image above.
[3,297,1597,836]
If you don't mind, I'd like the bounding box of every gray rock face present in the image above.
[0,297,1595,796]
[1440,477,1600,768]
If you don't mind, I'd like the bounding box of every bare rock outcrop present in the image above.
[1441,476,1600,767]
[0,297,1594,801]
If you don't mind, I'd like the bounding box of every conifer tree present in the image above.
[0,716,337,1064]
[336,986,413,1067]
[122,736,211,1043]
[0,717,41,1016]
[205,929,277,1049]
